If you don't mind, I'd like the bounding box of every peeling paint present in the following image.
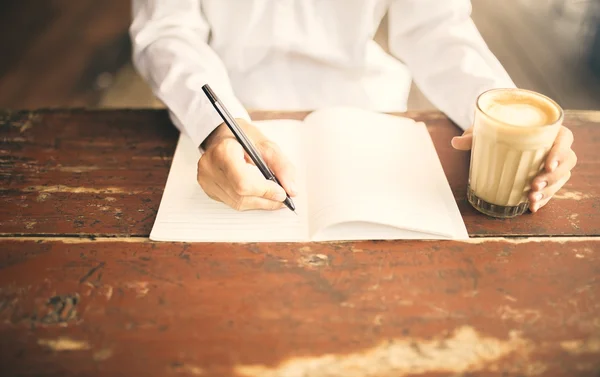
[462,237,599,244]
[1,236,596,245]
[57,166,100,173]
[298,254,329,268]
[3,136,27,142]
[372,314,383,326]
[93,348,113,361]
[126,281,150,298]
[36,193,50,202]
[38,337,90,351]
[553,191,591,200]
[103,285,113,300]
[132,156,173,161]
[15,115,37,133]
[23,185,140,194]
[4,237,151,243]
[497,306,540,324]
[569,213,581,230]
[171,363,205,375]
[235,326,531,377]
[560,338,600,354]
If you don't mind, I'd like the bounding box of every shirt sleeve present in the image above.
[387,0,516,130]
[129,0,250,148]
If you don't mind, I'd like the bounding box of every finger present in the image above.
[209,162,285,211]
[228,196,286,211]
[220,154,288,202]
[529,171,571,212]
[207,177,284,211]
[207,180,231,203]
[529,195,551,213]
[451,127,474,151]
[210,138,289,207]
[256,140,298,196]
[198,174,231,204]
[531,149,576,191]
[544,126,574,172]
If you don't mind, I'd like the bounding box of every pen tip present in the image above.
[293,210,298,216]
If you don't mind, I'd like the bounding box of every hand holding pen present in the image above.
[197,84,297,212]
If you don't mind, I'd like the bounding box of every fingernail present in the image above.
[289,181,298,195]
[537,181,547,190]
[549,160,558,171]
[533,192,543,201]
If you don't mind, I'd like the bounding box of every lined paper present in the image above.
[150,120,310,242]
[150,108,468,242]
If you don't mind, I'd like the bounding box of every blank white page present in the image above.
[150,120,309,242]
[303,107,468,240]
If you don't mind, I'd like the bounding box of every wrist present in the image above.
[201,122,230,150]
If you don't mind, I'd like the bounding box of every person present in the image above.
[130,0,577,213]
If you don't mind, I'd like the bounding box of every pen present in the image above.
[202,84,296,213]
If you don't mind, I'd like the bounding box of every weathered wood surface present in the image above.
[1,109,599,237]
[0,238,599,376]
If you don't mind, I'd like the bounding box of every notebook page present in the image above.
[303,107,468,240]
[150,119,309,242]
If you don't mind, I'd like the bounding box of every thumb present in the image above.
[451,127,474,151]
[256,140,298,197]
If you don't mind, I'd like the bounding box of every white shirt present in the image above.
[130,0,515,148]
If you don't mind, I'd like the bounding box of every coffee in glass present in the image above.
[467,88,563,218]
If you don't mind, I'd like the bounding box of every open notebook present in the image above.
[150,107,468,242]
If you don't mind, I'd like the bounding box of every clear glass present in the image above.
[467,88,563,218]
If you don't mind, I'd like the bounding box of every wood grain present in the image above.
[1,109,598,237]
[0,238,598,376]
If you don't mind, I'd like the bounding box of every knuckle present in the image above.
[233,180,253,196]
[197,155,210,172]
[197,158,216,185]
[260,187,271,199]
[213,138,236,157]
[232,197,251,211]
[232,199,244,211]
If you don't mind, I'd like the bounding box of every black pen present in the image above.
[202,84,296,213]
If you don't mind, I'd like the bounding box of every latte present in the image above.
[467,88,563,218]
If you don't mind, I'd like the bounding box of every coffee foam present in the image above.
[486,103,548,127]
[478,89,561,128]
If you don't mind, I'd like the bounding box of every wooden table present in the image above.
[1,109,599,377]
